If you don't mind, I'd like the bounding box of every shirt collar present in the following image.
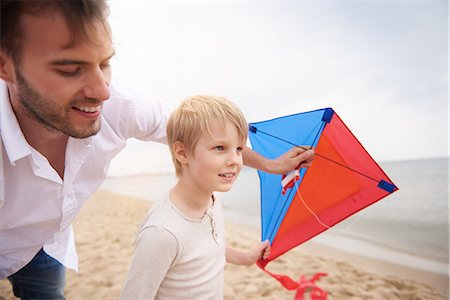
[0,80,32,165]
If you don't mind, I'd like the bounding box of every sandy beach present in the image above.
[0,190,448,299]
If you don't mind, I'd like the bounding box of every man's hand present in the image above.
[242,146,315,174]
[269,147,315,174]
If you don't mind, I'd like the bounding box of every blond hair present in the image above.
[167,95,248,176]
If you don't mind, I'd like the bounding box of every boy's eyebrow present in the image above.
[49,52,116,66]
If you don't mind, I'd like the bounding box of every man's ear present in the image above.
[0,51,16,83]
[172,141,189,165]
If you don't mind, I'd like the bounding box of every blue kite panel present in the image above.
[249,108,332,242]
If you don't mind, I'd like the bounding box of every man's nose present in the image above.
[83,68,110,101]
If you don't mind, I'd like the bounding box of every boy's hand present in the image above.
[226,240,271,266]
[246,240,271,265]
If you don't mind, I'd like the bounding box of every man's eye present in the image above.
[57,69,81,77]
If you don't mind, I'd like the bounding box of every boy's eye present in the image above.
[100,62,111,70]
[214,146,225,151]
[236,147,244,153]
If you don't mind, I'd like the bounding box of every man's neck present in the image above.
[10,98,68,179]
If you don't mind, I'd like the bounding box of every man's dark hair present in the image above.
[0,0,110,62]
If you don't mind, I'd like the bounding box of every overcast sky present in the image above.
[106,0,448,175]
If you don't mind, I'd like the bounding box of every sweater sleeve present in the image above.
[120,226,178,300]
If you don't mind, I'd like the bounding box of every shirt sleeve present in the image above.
[103,77,173,144]
[125,89,172,144]
[120,226,178,300]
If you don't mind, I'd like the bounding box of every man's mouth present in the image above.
[73,105,101,113]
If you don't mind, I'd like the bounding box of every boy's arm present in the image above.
[120,226,177,299]
[242,146,314,174]
[226,240,271,266]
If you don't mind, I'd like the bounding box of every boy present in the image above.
[120,95,270,299]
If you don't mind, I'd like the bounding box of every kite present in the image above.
[248,108,398,299]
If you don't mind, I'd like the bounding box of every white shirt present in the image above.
[120,194,226,300]
[0,78,171,278]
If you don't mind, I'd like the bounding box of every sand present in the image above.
[0,190,448,299]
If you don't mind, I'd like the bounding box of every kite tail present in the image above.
[294,273,328,300]
[257,260,328,299]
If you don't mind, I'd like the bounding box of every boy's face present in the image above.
[184,120,245,194]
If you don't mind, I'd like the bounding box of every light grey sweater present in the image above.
[120,194,226,300]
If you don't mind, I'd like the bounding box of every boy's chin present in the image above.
[215,186,233,193]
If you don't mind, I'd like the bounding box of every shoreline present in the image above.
[313,231,449,275]
[300,236,449,297]
[223,207,449,271]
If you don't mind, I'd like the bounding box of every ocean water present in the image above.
[100,157,449,272]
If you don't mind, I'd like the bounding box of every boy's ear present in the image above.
[0,51,16,83]
[172,141,189,165]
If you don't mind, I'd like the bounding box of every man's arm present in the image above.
[242,146,314,174]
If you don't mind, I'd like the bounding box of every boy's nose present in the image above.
[227,151,242,166]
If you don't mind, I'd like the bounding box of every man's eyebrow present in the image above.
[50,59,89,66]
[49,52,116,66]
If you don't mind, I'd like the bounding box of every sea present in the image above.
[100,157,449,275]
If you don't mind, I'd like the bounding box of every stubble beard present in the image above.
[15,70,102,139]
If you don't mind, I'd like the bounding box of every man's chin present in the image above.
[72,131,99,139]
[66,125,101,139]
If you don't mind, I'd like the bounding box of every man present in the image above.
[0,1,314,298]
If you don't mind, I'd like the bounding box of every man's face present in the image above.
[10,11,114,138]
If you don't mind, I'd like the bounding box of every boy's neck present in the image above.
[169,179,214,219]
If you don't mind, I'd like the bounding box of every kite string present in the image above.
[293,181,361,232]
[294,181,331,229]
[255,128,380,183]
